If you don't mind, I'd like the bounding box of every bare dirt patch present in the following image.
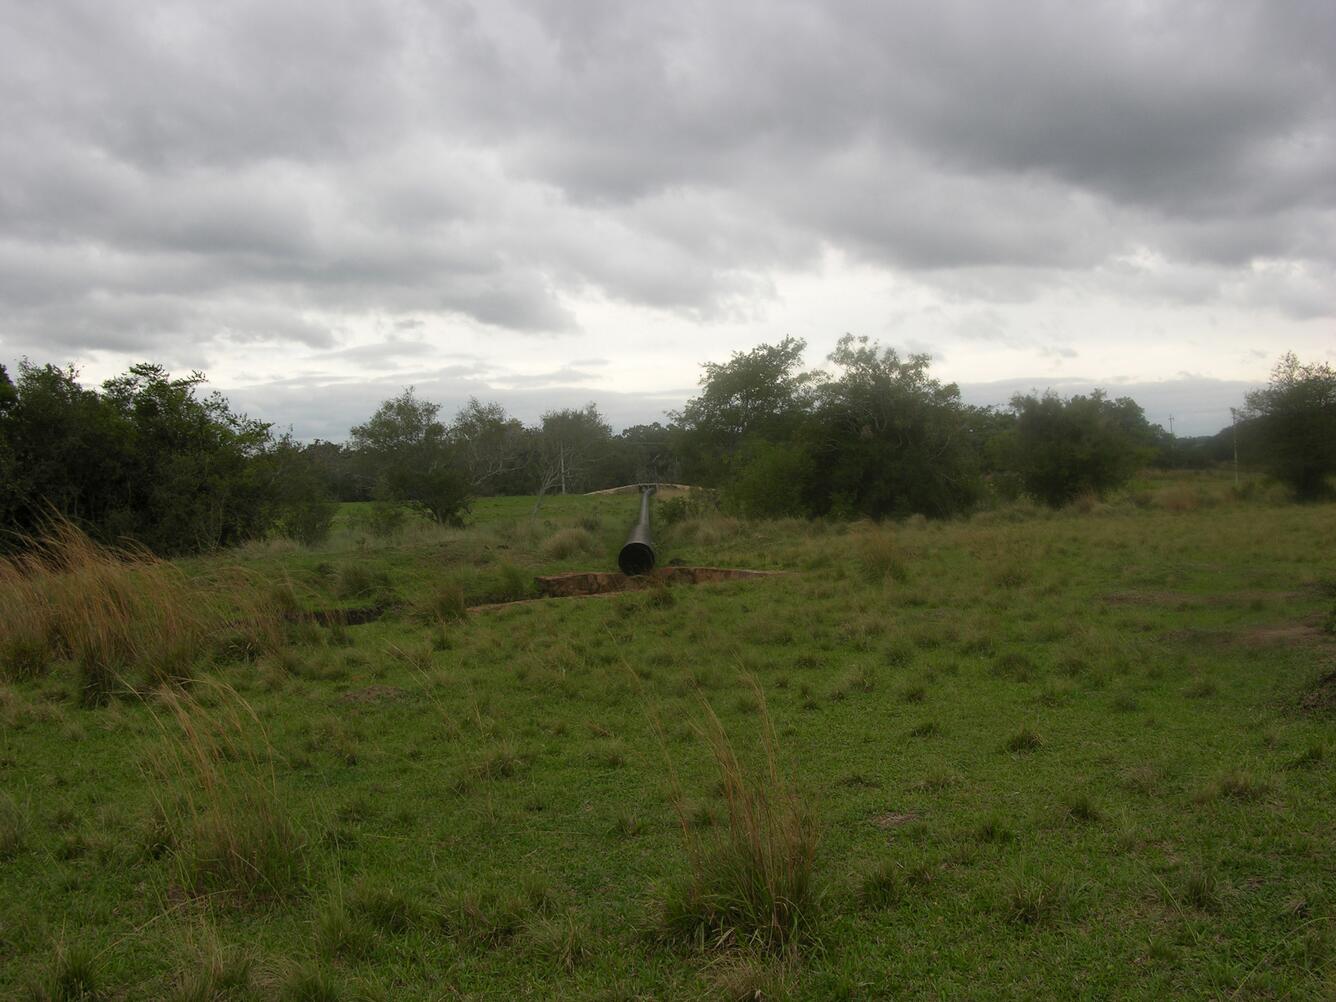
[1301,671,1336,714]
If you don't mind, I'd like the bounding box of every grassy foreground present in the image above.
[1,475,1335,999]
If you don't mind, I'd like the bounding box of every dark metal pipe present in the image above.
[617,485,657,576]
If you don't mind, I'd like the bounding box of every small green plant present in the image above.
[314,902,374,961]
[541,527,598,560]
[900,684,927,704]
[167,928,254,1002]
[150,685,310,904]
[525,911,592,973]
[1285,743,1324,770]
[29,940,104,1002]
[1199,770,1271,802]
[976,814,1015,844]
[612,812,644,838]
[1182,866,1221,912]
[349,882,418,934]
[1005,726,1044,753]
[1063,794,1102,824]
[857,861,902,910]
[1003,870,1066,925]
[277,961,343,1002]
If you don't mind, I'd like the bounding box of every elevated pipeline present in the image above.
[617,485,657,576]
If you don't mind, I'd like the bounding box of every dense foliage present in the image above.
[2,344,1327,551]
[1241,353,1336,500]
[1003,391,1159,507]
[0,362,333,554]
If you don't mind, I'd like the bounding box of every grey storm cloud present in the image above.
[0,0,1333,360]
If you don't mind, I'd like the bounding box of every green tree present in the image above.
[449,398,527,494]
[0,361,285,553]
[671,337,815,484]
[531,405,612,507]
[808,335,982,518]
[724,440,814,518]
[1009,390,1157,507]
[100,364,274,551]
[262,435,338,545]
[1242,353,1336,500]
[349,389,469,524]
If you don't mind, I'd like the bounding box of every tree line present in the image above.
[1,343,1331,554]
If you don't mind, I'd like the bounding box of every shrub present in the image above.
[659,490,720,526]
[1241,353,1336,500]
[541,527,598,561]
[347,501,407,539]
[658,679,819,953]
[1008,390,1157,507]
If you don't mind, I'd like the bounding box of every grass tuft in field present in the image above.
[658,678,819,953]
[28,939,104,1002]
[150,684,311,903]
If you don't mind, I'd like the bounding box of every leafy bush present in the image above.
[1241,353,1336,500]
[659,489,720,526]
[1007,391,1157,507]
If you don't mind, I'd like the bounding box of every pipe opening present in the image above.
[618,541,655,576]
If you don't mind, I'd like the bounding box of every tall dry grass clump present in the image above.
[0,521,211,701]
[541,526,599,560]
[658,678,819,953]
[149,683,309,903]
[854,527,908,583]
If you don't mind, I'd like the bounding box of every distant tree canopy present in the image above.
[672,336,984,518]
[349,389,471,525]
[0,361,333,553]
[1242,353,1336,500]
[1005,391,1159,507]
[4,342,1326,551]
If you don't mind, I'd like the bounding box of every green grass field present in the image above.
[2,475,1334,999]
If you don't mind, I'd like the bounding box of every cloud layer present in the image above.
[1,1,1331,433]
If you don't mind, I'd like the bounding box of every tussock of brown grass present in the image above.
[673,516,743,547]
[540,527,599,560]
[0,520,210,700]
[656,677,819,953]
[853,529,908,583]
[0,520,288,700]
[149,683,309,903]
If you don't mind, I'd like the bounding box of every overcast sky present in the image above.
[2,1,1332,438]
